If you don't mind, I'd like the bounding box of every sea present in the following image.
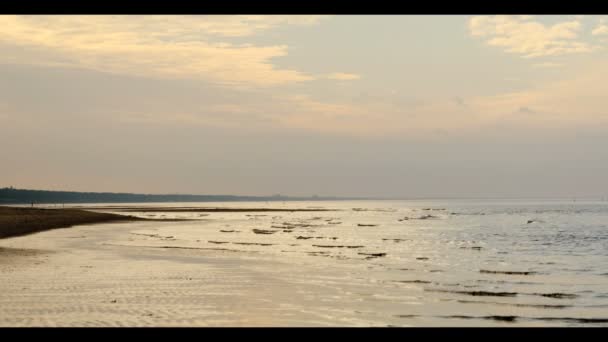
[62,199,608,326]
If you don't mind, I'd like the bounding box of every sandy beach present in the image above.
[1,201,606,327]
[0,221,312,326]
[0,205,369,326]
[0,206,145,239]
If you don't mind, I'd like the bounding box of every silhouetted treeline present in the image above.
[0,187,359,204]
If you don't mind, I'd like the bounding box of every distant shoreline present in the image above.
[0,187,368,205]
[2,187,606,204]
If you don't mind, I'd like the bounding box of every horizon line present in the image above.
[2,187,607,202]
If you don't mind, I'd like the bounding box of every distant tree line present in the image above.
[0,187,357,204]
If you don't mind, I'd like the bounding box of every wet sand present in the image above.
[0,220,362,327]
[0,207,358,326]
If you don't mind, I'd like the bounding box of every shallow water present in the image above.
[3,199,608,326]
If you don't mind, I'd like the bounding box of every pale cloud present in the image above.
[115,109,276,129]
[592,24,608,36]
[468,61,608,129]
[0,15,330,87]
[533,62,564,68]
[273,96,398,137]
[221,93,478,139]
[232,58,608,138]
[453,97,466,106]
[325,72,361,80]
[2,15,605,141]
[104,92,371,135]
[468,15,595,58]
[518,15,535,21]
[280,60,608,139]
[517,106,536,114]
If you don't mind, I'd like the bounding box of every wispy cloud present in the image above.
[591,17,608,36]
[517,106,536,114]
[2,15,606,141]
[0,16,331,87]
[470,60,608,129]
[592,24,608,36]
[468,15,595,58]
[533,62,564,68]
[453,97,466,106]
[325,72,361,80]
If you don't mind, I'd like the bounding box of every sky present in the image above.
[1,15,608,198]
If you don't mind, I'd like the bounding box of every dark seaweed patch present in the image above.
[131,233,160,238]
[404,314,607,324]
[232,242,274,246]
[312,244,364,249]
[442,315,517,322]
[416,215,438,220]
[142,245,249,253]
[480,270,536,275]
[427,289,518,297]
[382,238,409,242]
[359,252,387,258]
[456,300,571,309]
[394,280,432,284]
[533,317,608,323]
[280,222,314,228]
[534,293,578,299]
[252,229,277,235]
